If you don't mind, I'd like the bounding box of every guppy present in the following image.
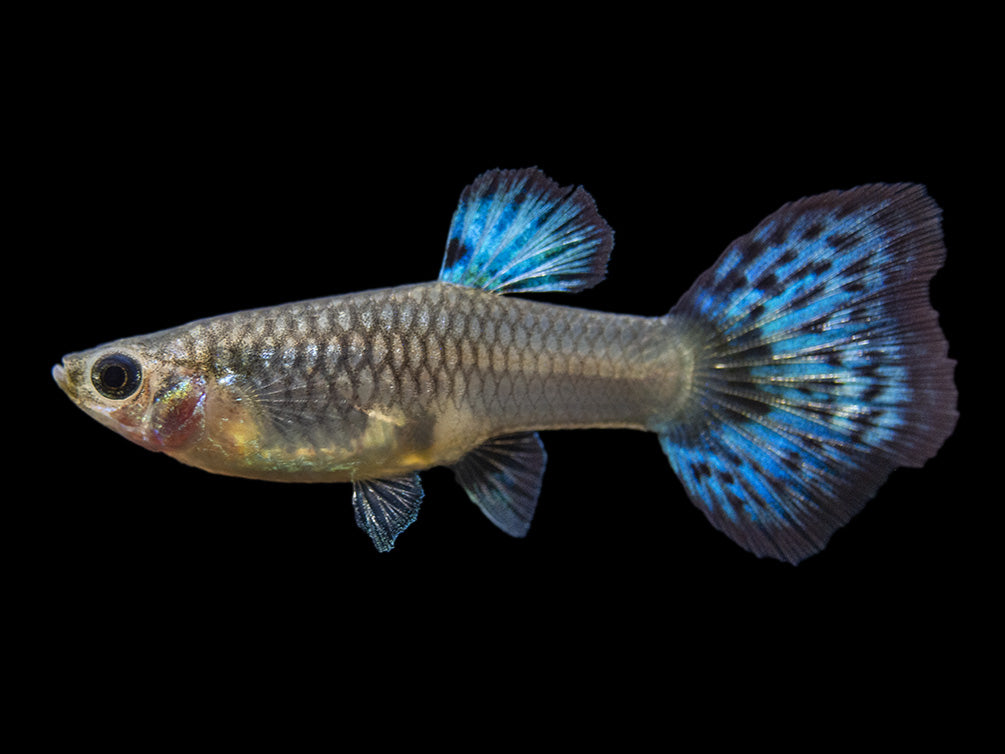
[53,168,957,562]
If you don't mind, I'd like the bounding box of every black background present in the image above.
[18,22,990,738]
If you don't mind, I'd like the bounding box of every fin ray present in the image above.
[451,432,547,537]
[352,474,424,552]
[438,168,613,294]
[661,184,957,563]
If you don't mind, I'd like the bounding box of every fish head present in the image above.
[53,341,208,453]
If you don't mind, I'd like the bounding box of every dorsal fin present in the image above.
[438,168,613,294]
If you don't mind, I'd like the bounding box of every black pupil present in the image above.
[91,354,142,399]
[102,365,128,389]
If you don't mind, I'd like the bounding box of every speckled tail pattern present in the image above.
[660,184,957,563]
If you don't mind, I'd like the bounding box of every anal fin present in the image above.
[352,474,424,552]
[450,432,547,538]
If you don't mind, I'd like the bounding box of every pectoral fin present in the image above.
[352,474,424,552]
[451,432,547,538]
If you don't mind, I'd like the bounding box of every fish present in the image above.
[52,167,957,562]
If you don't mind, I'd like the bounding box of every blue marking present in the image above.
[661,183,954,563]
[438,168,613,294]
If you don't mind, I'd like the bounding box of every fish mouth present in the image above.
[52,361,74,399]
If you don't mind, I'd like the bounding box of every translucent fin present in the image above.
[227,366,371,450]
[438,167,613,294]
[450,432,547,537]
[352,474,424,552]
[660,184,957,564]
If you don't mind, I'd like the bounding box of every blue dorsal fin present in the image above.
[352,474,424,551]
[450,432,547,537]
[659,184,957,563]
[438,168,613,294]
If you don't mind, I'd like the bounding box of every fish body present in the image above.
[53,168,957,561]
[57,283,684,482]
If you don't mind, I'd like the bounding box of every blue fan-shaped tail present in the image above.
[658,184,957,563]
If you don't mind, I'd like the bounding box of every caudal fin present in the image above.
[659,184,957,563]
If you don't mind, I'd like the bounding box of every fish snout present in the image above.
[52,361,71,396]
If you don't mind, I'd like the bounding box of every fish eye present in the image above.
[91,353,143,399]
